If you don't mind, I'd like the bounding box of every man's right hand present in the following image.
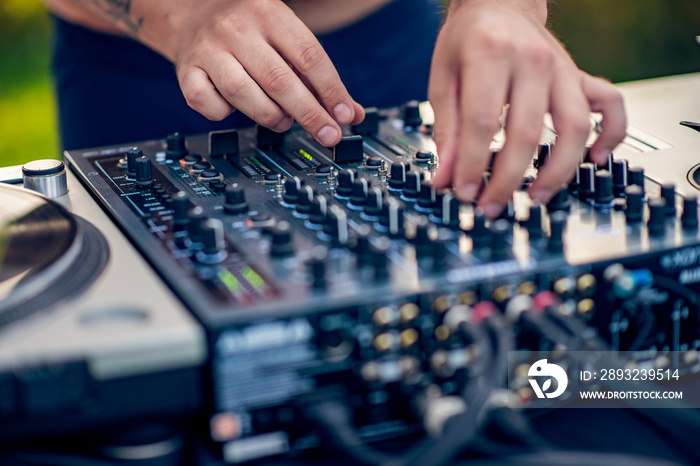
[141,0,365,146]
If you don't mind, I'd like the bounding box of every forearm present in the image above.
[448,0,548,26]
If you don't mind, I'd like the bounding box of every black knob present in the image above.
[353,227,373,267]
[270,221,294,257]
[547,187,570,212]
[498,197,516,221]
[165,132,188,160]
[309,248,327,290]
[182,154,203,166]
[414,217,434,256]
[526,203,543,238]
[548,211,567,252]
[647,198,667,236]
[612,159,628,197]
[660,184,676,216]
[199,168,221,181]
[491,219,510,259]
[417,182,437,209]
[171,191,191,229]
[441,194,461,229]
[349,178,370,207]
[594,170,614,207]
[578,163,595,201]
[470,208,489,248]
[336,170,355,197]
[309,195,329,225]
[296,186,315,215]
[191,161,211,174]
[414,150,432,165]
[135,156,155,187]
[682,196,699,231]
[403,172,422,199]
[201,219,227,256]
[628,167,645,189]
[431,237,449,272]
[433,190,447,218]
[534,143,551,169]
[126,148,142,178]
[283,177,304,204]
[372,237,391,281]
[389,162,409,190]
[333,136,364,164]
[187,206,207,243]
[210,181,226,194]
[403,100,423,128]
[625,185,644,223]
[364,188,383,217]
[224,185,249,215]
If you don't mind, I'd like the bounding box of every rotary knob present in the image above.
[402,172,422,200]
[525,202,543,238]
[612,159,628,197]
[165,132,188,160]
[270,221,294,257]
[660,184,676,216]
[388,162,409,190]
[224,185,249,215]
[296,186,315,215]
[624,185,644,223]
[682,196,699,231]
[647,198,667,236]
[126,148,142,179]
[403,100,423,128]
[336,170,355,198]
[22,159,68,199]
[364,188,383,217]
[594,170,614,208]
[135,156,155,187]
[283,177,304,204]
[578,163,595,202]
[349,178,370,207]
[417,182,437,210]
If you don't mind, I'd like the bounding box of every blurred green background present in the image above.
[1,0,699,167]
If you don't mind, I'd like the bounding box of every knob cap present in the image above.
[441,194,461,229]
[417,182,437,209]
[660,184,676,216]
[628,167,645,189]
[171,191,191,229]
[612,159,628,196]
[647,198,667,236]
[336,170,355,197]
[403,100,423,128]
[470,208,489,248]
[388,162,409,190]
[526,203,543,238]
[547,187,570,213]
[594,170,614,207]
[201,218,227,256]
[548,211,567,251]
[682,196,699,231]
[414,217,435,256]
[380,199,404,237]
[309,195,329,225]
[296,186,315,215]
[165,132,188,160]
[224,185,249,215]
[283,177,304,204]
[578,163,595,201]
[364,188,383,217]
[625,185,644,223]
[22,159,68,199]
[187,206,207,243]
[534,143,551,169]
[349,178,370,207]
[491,219,510,259]
[126,148,142,179]
[270,221,294,257]
[402,172,421,199]
[135,156,155,187]
[309,247,328,290]
[333,136,364,164]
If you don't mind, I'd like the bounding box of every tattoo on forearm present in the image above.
[73,0,144,35]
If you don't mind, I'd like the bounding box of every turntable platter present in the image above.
[0,184,109,326]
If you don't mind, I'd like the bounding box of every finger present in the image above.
[202,50,292,131]
[269,19,357,126]
[583,74,627,165]
[453,59,510,202]
[236,41,342,146]
[478,49,552,216]
[178,66,235,121]
[351,101,366,125]
[529,75,591,203]
[428,69,460,189]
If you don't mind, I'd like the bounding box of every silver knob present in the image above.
[22,159,68,198]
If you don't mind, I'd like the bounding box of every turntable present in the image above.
[0,164,206,441]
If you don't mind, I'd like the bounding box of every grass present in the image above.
[0,11,58,167]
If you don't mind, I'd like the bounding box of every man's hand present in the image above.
[141,0,364,146]
[429,0,627,217]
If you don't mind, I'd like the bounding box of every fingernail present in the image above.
[273,117,293,132]
[530,188,555,203]
[457,183,479,201]
[317,125,339,146]
[333,103,352,124]
[481,202,503,218]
